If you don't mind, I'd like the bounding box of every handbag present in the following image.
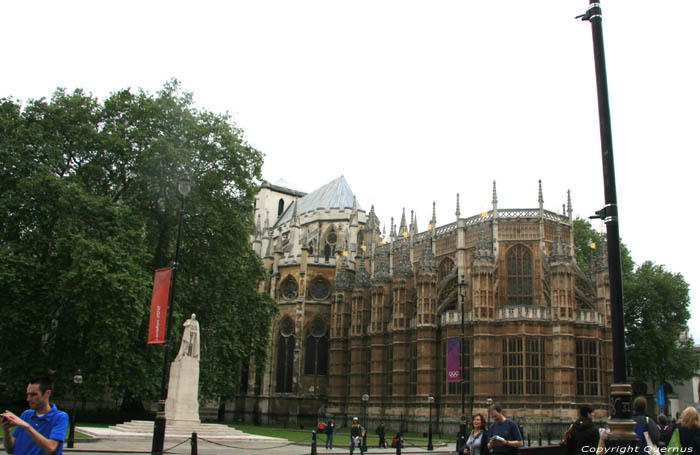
[666,428,681,455]
[643,418,661,455]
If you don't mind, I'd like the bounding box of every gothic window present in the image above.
[278,198,285,216]
[507,245,533,305]
[576,339,600,396]
[281,276,298,300]
[275,318,295,393]
[324,244,332,262]
[310,277,331,300]
[439,258,455,282]
[502,337,545,395]
[304,319,328,376]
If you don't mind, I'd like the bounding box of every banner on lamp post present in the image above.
[148,267,172,344]
[447,337,462,383]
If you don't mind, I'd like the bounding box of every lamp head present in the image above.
[177,176,192,197]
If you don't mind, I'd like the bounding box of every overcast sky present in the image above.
[3,0,698,340]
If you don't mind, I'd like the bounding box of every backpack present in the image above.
[318,422,324,431]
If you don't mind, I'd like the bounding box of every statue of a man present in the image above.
[176,313,200,359]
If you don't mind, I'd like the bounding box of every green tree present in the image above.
[624,261,699,384]
[573,217,633,279]
[0,80,277,405]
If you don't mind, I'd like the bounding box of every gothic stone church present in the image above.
[243,176,612,432]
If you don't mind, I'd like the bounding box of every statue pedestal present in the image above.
[165,356,200,424]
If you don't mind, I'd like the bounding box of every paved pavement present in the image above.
[61,440,454,454]
[60,437,455,455]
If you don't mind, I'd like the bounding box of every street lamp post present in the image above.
[486,398,493,429]
[457,276,469,450]
[577,1,637,449]
[151,176,192,455]
[427,394,435,451]
[361,394,369,452]
[67,370,83,448]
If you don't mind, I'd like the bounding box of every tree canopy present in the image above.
[0,80,277,404]
[573,218,698,385]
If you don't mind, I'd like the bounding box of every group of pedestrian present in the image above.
[458,404,523,455]
[561,397,700,454]
[316,417,406,454]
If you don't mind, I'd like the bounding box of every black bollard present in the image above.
[191,432,198,455]
[311,430,317,455]
[547,431,552,446]
[538,432,542,446]
[527,434,531,447]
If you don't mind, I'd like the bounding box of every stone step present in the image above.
[77,420,284,441]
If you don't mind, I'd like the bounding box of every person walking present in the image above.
[562,404,599,454]
[677,407,700,453]
[632,396,660,451]
[349,417,365,455]
[376,422,387,448]
[658,414,673,448]
[325,419,335,450]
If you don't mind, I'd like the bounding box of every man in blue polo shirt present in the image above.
[487,403,523,454]
[2,377,69,455]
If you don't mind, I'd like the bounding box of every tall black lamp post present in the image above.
[151,176,192,455]
[67,370,83,448]
[457,277,469,450]
[427,393,435,451]
[361,394,369,451]
[577,1,637,448]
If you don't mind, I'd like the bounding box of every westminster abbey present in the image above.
[239,176,612,432]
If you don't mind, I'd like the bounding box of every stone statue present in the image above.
[166,314,201,424]
[176,313,200,359]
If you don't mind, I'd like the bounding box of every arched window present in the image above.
[304,319,328,376]
[280,276,298,300]
[278,198,285,216]
[275,318,295,393]
[507,245,533,305]
[310,276,331,300]
[439,258,455,282]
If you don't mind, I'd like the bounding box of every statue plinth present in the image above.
[165,314,201,424]
[165,355,200,423]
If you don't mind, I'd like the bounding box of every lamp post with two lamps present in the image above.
[151,176,192,455]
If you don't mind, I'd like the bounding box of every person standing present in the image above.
[2,377,69,455]
[325,419,335,450]
[486,404,523,454]
[376,422,387,448]
[460,414,488,455]
[632,396,660,451]
[677,407,700,453]
[562,404,599,454]
[349,417,365,455]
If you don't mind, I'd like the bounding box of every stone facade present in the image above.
[240,176,613,433]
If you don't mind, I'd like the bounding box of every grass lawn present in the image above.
[232,424,452,446]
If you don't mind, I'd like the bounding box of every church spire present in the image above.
[430,201,437,229]
[567,190,573,221]
[538,179,544,209]
[455,193,461,219]
[492,181,498,217]
[399,208,408,237]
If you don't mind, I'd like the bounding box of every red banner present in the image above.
[148,268,171,344]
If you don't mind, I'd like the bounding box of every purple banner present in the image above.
[447,337,461,383]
